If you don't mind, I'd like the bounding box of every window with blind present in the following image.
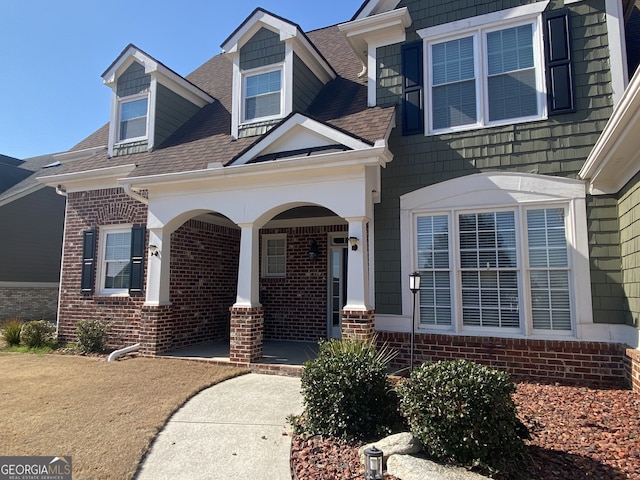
[426,19,543,133]
[118,97,148,142]
[243,69,282,123]
[415,206,572,333]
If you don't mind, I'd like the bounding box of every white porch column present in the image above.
[145,228,171,306]
[344,216,371,311]
[234,223,261,307]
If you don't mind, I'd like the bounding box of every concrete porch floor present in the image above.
[162,340,319,368]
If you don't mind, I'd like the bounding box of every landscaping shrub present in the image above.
[20,320,55,348]
[1,319,24,346]
[76,319,109,353]
[397,359,528,475]
[300,337,399,440]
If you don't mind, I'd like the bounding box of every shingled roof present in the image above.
[60,22,395,180]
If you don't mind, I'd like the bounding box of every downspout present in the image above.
[122,183,149,205]
[55,184,67,197]
[108,343,141,362]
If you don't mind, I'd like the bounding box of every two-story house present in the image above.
[39,0,640,389]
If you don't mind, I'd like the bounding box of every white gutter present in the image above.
[122,184,149,205]
[107,343,141,362]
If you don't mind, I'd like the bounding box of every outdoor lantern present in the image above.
[148,244,159,257]
[348,236,359,251]
[364,446,384,480]
[308,239,320,260]
[409,271,421,293]
[409,271,421,371]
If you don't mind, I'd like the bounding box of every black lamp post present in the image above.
[409,271,421,373]
[364,445,384,480]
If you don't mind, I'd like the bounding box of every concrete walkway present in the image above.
[136,373,303,480]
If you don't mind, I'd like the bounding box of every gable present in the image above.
[239,27,285,70]
[116,62,151,97]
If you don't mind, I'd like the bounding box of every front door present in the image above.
[328,235,348,338]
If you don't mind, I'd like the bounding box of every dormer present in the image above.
[221,9,336,140]
[102,45,214,157]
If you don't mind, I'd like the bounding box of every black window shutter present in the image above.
[129,226,146,295]
[402,41,424,135]
[544,8,575,115]
[80,229,96,294]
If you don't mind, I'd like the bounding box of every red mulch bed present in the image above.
[291,380,640,479]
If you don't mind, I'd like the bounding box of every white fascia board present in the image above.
[53,146,107,163]
[418,1,549,39]
[339,7,411,65]
[102,46,213,106]
[122,146,390,189]
[580,67,640,194]
[353,0,402,20]
[228,113,373,167]
[37,164,137,192]
[222,10,298,54]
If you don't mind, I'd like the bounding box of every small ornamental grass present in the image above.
[299,337,399,440]
[20,320,56,348]
[76,319,110,353]
[397,359,529,476]
[1,319,24,346]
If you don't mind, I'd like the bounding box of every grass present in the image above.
[0,352,245,479]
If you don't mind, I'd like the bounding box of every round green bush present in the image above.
[20,320,55,348]
[300,338,398,440]
[397,359,528,475]
[76,319,109,353]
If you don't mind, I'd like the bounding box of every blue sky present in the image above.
[0,1,360,160]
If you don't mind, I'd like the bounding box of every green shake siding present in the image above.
[373,0,617,318]
[619,171,640,328]
[239,27,285,70]
[154,84,200,148]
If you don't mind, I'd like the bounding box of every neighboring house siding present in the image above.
[239,27,285,70]
[58,188,148,347]
[116,62,151,97]
[169,219,240,348]
[619,170,640,328]
[0,188,65,283]
[260,224,348,341]
[374,0,614,315]
[292,53,324,113]
[588,195,628,325]
[154,83,200,148]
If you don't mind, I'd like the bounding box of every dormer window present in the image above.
[243,67,283,122]
[119,96,149,142]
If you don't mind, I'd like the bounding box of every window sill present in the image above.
[427,113,548,136]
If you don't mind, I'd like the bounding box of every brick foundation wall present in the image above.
[0,286,59,323]
[169,220,239,349]
[230,306,264,363]
[140,305,173,355]
[378,331,629,388]
[57,188,148,348]
[260,225,347,341]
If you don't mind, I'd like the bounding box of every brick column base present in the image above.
[139,305,173,355]
[626,348,640,392]
[341,309,375,342]
[230,306,264,363]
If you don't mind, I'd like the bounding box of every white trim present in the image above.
[261,233,287,278]
[417,2,549,39]
[96,225,133,296]
[605,0,629,107]
[116,94,150,144]
[53,146,107,163]
[423,12,547,134]
[229,113,374,167]
[240,64,285,125]
[400,173,591,340]
[37,164,137,192]
[580,67,640,194]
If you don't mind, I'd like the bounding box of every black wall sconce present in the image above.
[148,244,159,257]
[348,236,359,251]
[308,239,320,260]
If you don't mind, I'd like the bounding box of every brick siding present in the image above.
[378,331,630,388]
[0,286,59,323]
